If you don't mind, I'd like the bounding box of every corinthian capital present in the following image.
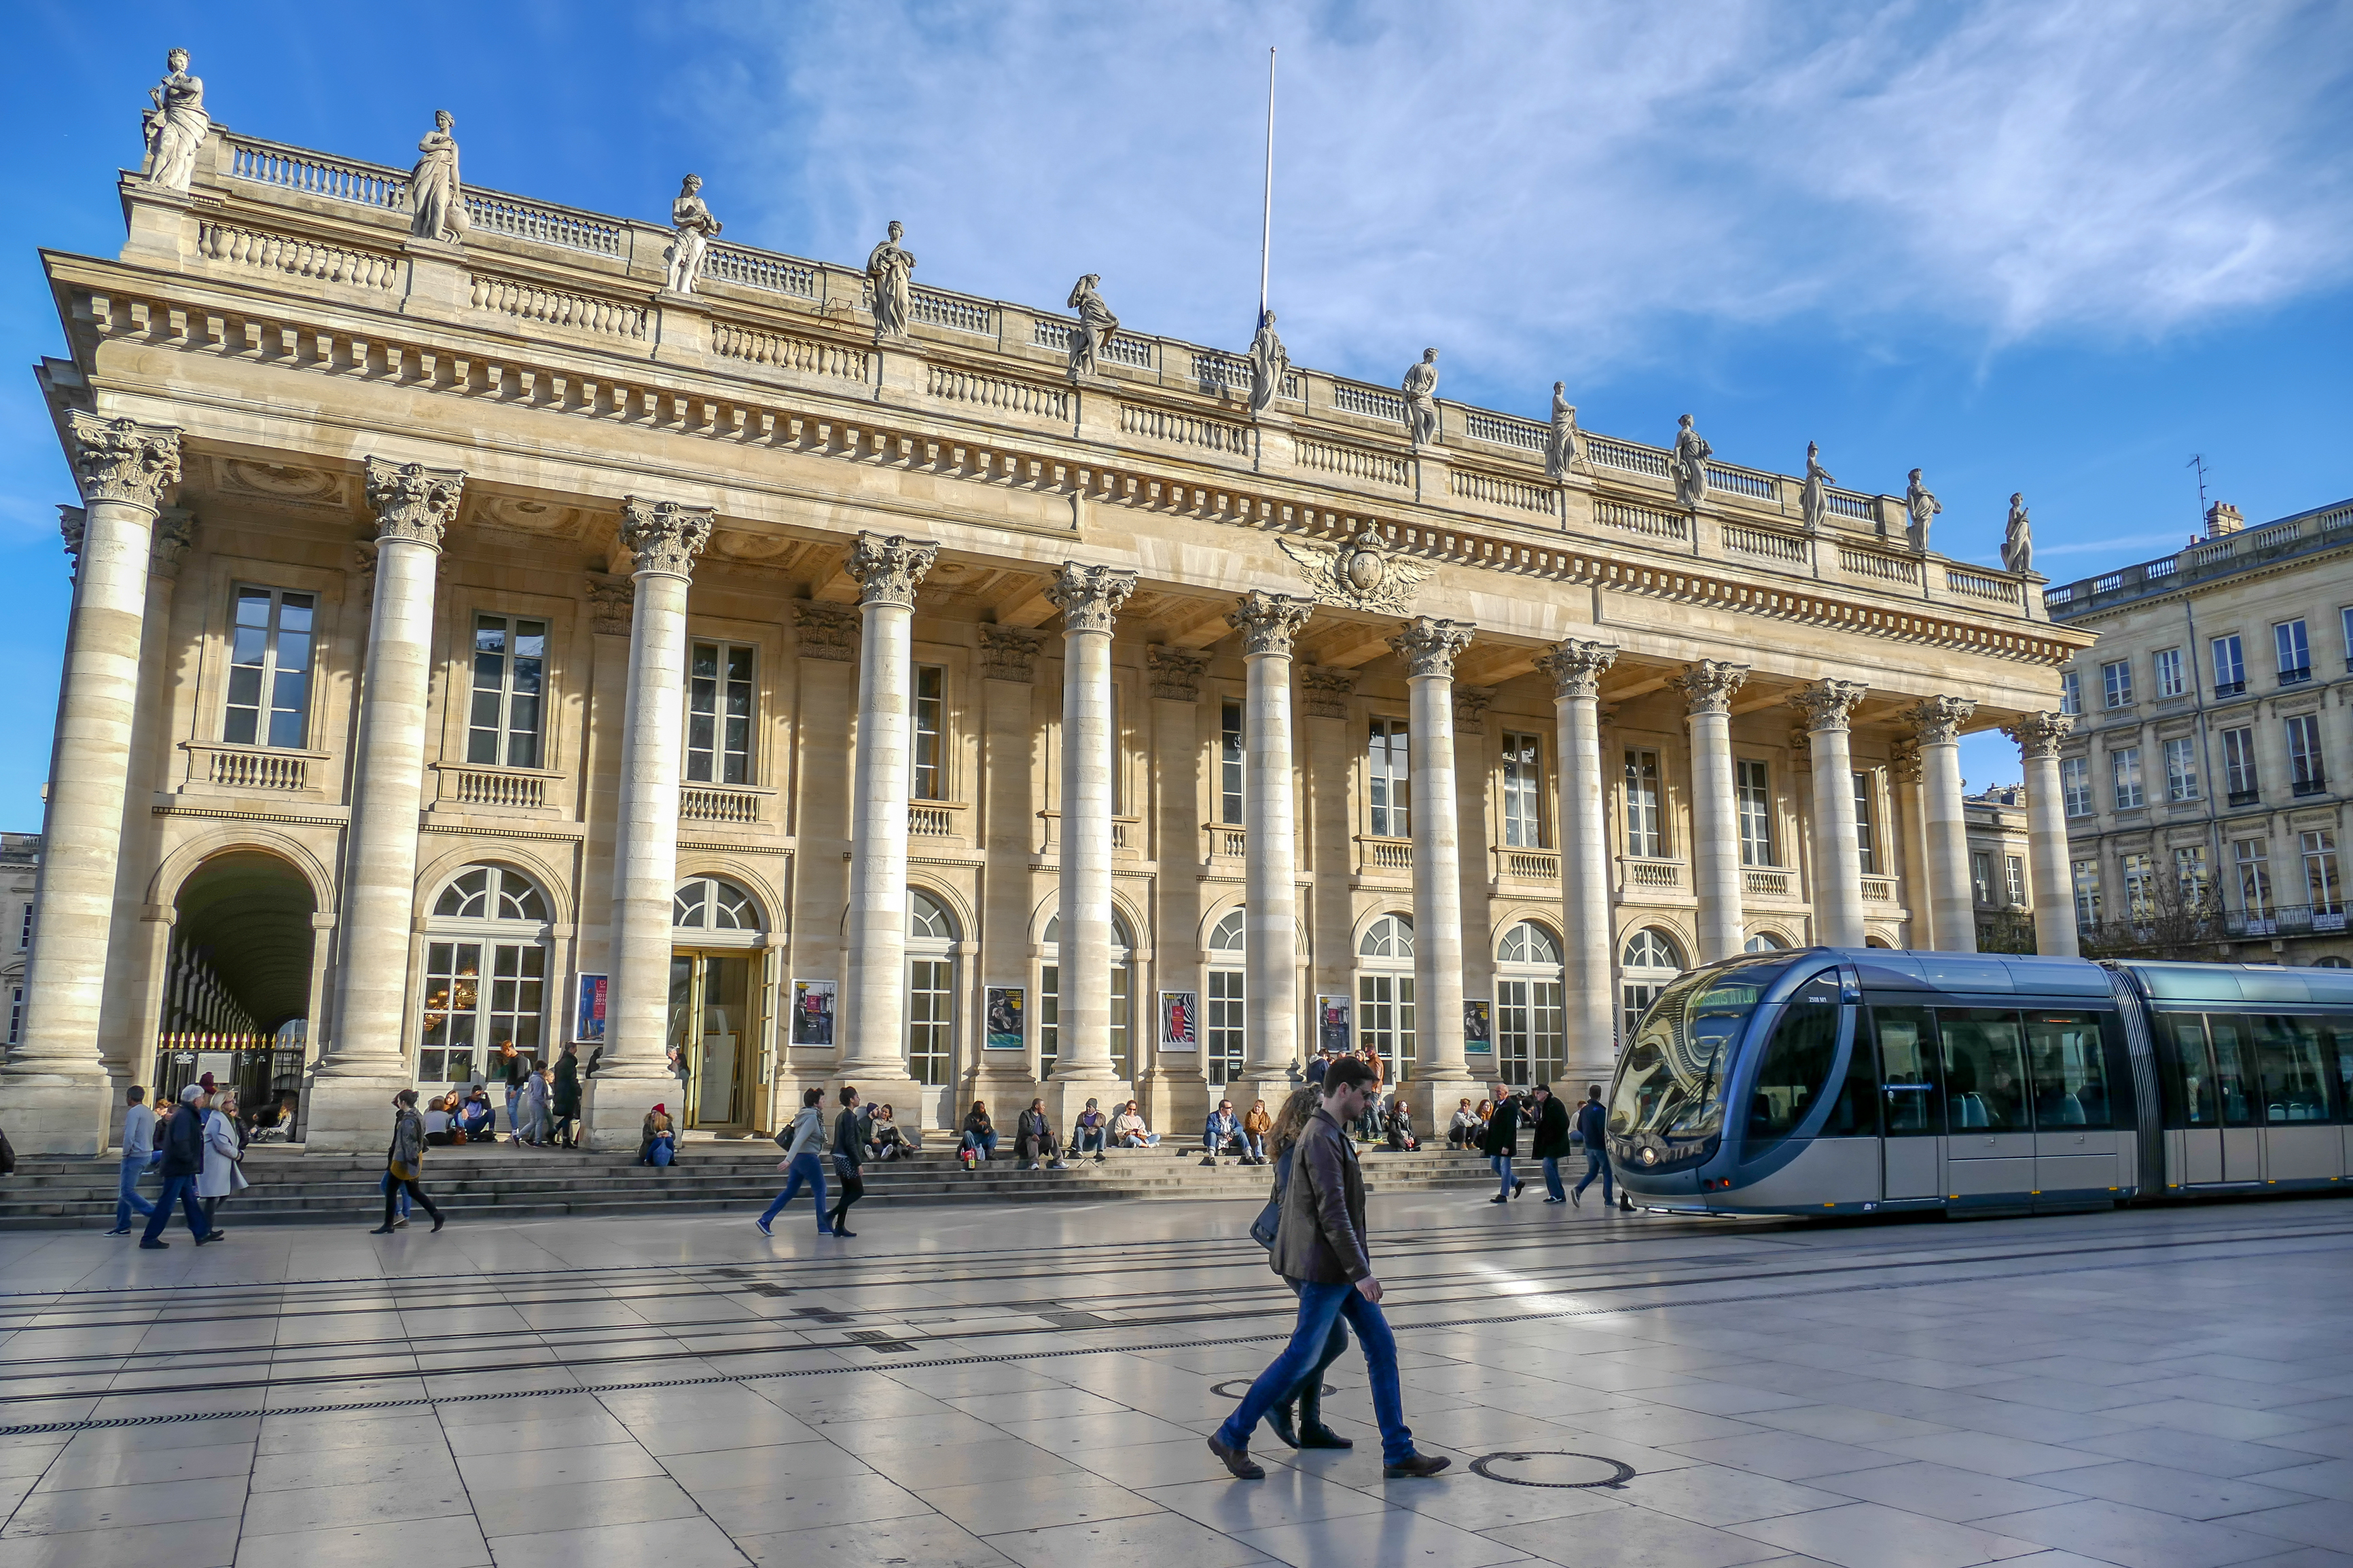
[2001,710,2073,761]
[151,508,197,579]
[1534,638,1617,702]
[845,531,938,608]
[1889,737,1924,785]
[1048,562,1138,635]
[1301,666,1356,718]
[1907,695,1977,746]
[1670,659,1748,716]
[67,412,181,509]
[982,625,1047,683]
[1791,678,1868,733]
[1390,616,1474,679]
[620,496,714,579]
[1147,644,1208,701]
[1229,591,1314,657]
[365,456,465,548]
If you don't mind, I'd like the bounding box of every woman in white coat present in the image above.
[198,1089,248,1222]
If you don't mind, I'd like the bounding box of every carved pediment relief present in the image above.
[472,494,589,538]
[215,458,345,509]
[1276,524,1432,615]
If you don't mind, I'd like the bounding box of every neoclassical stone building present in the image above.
[0,69,2092,1152]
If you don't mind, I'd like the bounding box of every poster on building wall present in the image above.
[1159,990,1198,1051]
[790,979,836,1046]
[574,974,607,1043]
[1317,996,1351,1055]
[1464,999,1493,1053]
[984,987,1025,1049]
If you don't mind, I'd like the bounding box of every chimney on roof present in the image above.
[2205,501,2244,538]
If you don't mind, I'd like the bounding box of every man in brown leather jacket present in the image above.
[1208,1057,1448,1480]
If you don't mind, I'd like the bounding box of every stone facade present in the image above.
[1,835,37,1056]
[0,99,2089,1152]
[2048,496,2353,966]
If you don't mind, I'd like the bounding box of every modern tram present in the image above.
[1606,948,2353,1216]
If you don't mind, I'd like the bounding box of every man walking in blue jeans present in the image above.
[1572,1082,1619,1208]
[139,1084,221,1248]
[1208,1057,1448,1481]
[107,1085,157,1235]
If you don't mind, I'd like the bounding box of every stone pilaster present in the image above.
[1672,659,1750,964]
[1909,696,1979,953]
[1391,616,1477,1122]
[1536,639,1617,1076]
[3,416,180,1152]
[579,498,713,1150]
[1142,645,1210,1130]
[1230,592,1314,1116]
[977,628,1045,1102]
[1792,679,1869,948]
[2004,712,2078,958]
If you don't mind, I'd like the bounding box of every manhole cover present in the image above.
[1471,1451,1636,1489]
[1211,1379,1339,1400]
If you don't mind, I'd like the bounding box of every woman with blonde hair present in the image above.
[1241,1097,1274,1165]
[1251,1086,1352,1452]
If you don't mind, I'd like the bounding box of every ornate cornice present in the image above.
[1907,695,1976,746]
[793,601,858,660]
[1454,686,1495,733]
[1390,617,1473,679]
[619,496,714,579]
[845,531,937,608]
[1790,678,1867,733]
[1670,659,1748,716]
[2002,710,2073,761]
[1146,644,1208,701]
[1047,562,1138,635]
[67,412,181,510]
[1534,638,1617,702]
[364,456,465,548]
[585,574,632,636]
[982,625,1047,683]
[1301,666,1356,718]
[1228,591,1314,657]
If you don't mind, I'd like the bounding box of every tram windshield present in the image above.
[1609,960,1786,1140]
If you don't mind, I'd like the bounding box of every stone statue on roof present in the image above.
[408,110,469,242]
[141,47,209,193]
[1800,441,1836,532]
[2002,492,2034,575]
[666,175,723,295]
[1670,414,1710,510]
[1066,274,1119,379]
[1402,348,1440,445]
[1246,311,1288,416]
[1904,468,1942,555]
[1545,383,1582,480]
[867,221,916,338]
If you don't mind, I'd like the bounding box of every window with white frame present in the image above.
[2005,854,2026,906]
[1500,731,1545,848]
[673,876,759,932]
[2212,634,2246,695]
[2152,646,2185,698]
[2235,839,2274,919]
[1972,850,1994,906]
[2060,670,2081,715]
[2110,746,2144,811]
[1357,915,1416,1082]
[2175,845,2210,910]
[2342,607,2353,674]
[1367,718,1410,838]
[16,903,29,951]
[2276,619,2312,684]
[2102,659,2133,708]
[2122,852,2155,921]
[1206,909,1244,1085]
[1220,701,1244,826]
[908,891,957,1087]
[1736,760,1775,867]
[2061,756,2091,816]
[912,664,946,799]
[2303,831,2343,918]
[2071,860,2102,926]
[223,586,317,749]
[6,985,19,1046]
[2223,727,2259,801]
[686,642,754,784]
[2287,714,2325,795]
[1619,928,1684,1041]
[1853,772,1879,874]
[418,864,552,1084]
[2163,737,2200,802]
[1039,910,1133,1082]
[467,614,547,768]
[1623,748,1664,858]
[1494,922,1564,1088]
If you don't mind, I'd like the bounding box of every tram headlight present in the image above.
[1637,1146,1657,1167]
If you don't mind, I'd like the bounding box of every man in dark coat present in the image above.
[139,1084,219,1247]
[1574,1082,1627,1209]
[1207,1057,1448,1482]
[551,1044,581,1148]
[1479,1082,1526,1203]
[1530,1084,1574,1202]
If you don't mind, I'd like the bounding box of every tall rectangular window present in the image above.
[16,904,29,951]
[2288,714,2325,795]
[1971,850,1994,906]
[2059,670,2081,716]
[2303,831,2342,917]
[1205,968,1244,1084]
[2005,854,2026,906]
[223,586,316,749]
[6,984,18,1046]
[2163,736,2200,802]
[2235,839,2273,919]
[2276,619,2312,684]
[1736,759,1774,866]
[1852,773,1878,874]
[2342,606,2353,673]
[2110,746,2144,810]
[467,614,547,768]
[2102,659,2134,708]
[2175,845,2210,909]
[2122,852,2155,920]
[1368,718,1411,837]
[1501,732,1545,847]
[2153,647,2185,698]
[2223,727,2259,802]
[1220,701,1244,826]
[912,664,946,799]
[1623,748,1663,858]
[685,642,754,784]
[2212,634,2246,696]
[2061,756,2091,817]
[2071,859,2102,925]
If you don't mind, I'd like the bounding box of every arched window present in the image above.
[1206,909,1245,1086]
[668,878,768,1129]
[673,876,759,934]
[1358,915,1416,1082]
[2314,955,2351,969]
[1495,921,1564,1087]
[419,864,552,1084]
[1744,931,1788,953]
[1619,927,1685,1040]
[908,891,957,1087]
[1038,911,1136,1080]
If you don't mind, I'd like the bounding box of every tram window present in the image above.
[2156,1013,2217,1128]
[1744,972,1842,1154]
[2206,1016,2259,1127]
[2327,1017,2353,1125]
[1937,1009,2028,1132]
[2024,1012,2111,1130]
[1872,1005,1943,1135]
[1827,1005,1880,1137]
[2252,1017,2333,1123]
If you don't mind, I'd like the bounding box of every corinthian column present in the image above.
[836,533,938,1107]
[1792,679,1869,947]
[1672,660,1749,964]
[1393,617,1476,1122]
[304,460,465,1148]
[2004,712,2077,958]
[581,498,713,1149]
[1536,639,1617,1074]
[2,416,179,1153]
[1909,696,1978,953]
[1230,591,1314,1114]
[1043,562,1138,1120]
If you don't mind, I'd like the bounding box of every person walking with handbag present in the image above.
[1208,1057,1448,1482]
[372,1089,445,1233]
[1246,1088,1354,1452]
[1481,1082,1526,1203]
[139,1084,219,1249]
[198,1089,248,1224]
[757,1087,832,1236]
[107,1085,158,1235]
[827,1085,865,1238]
[1530,1084,1573,1203]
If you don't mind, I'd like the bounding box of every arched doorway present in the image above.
[1039,909,1136,1082]
[418,863,552,1087]
[163,850,317,1123]
[1619,927,1685,1040]
[1495,921,1564,1087]
[1206,909,1244,1087]
[670,875,768,1131]
[1358,914,1416,1083]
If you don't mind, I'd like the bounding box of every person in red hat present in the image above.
[638,1102,676,1166]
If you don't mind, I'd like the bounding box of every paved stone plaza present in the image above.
[1,1194,2350,1568]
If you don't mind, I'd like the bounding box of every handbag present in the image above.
[1249,1148,1289,1251]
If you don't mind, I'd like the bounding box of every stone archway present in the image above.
[160,851,317,1120]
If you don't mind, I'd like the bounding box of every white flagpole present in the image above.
[1259,45,1276,329]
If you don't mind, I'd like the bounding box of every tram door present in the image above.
[2204,1017,2263,1182]
[2165,1013,2257,1184]
[1872,1006,1943,1201]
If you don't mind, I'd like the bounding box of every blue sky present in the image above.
[1,0,2348,823]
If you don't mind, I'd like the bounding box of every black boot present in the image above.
[1296,1384,1353,1448]
[1268,1398,1301,1450]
